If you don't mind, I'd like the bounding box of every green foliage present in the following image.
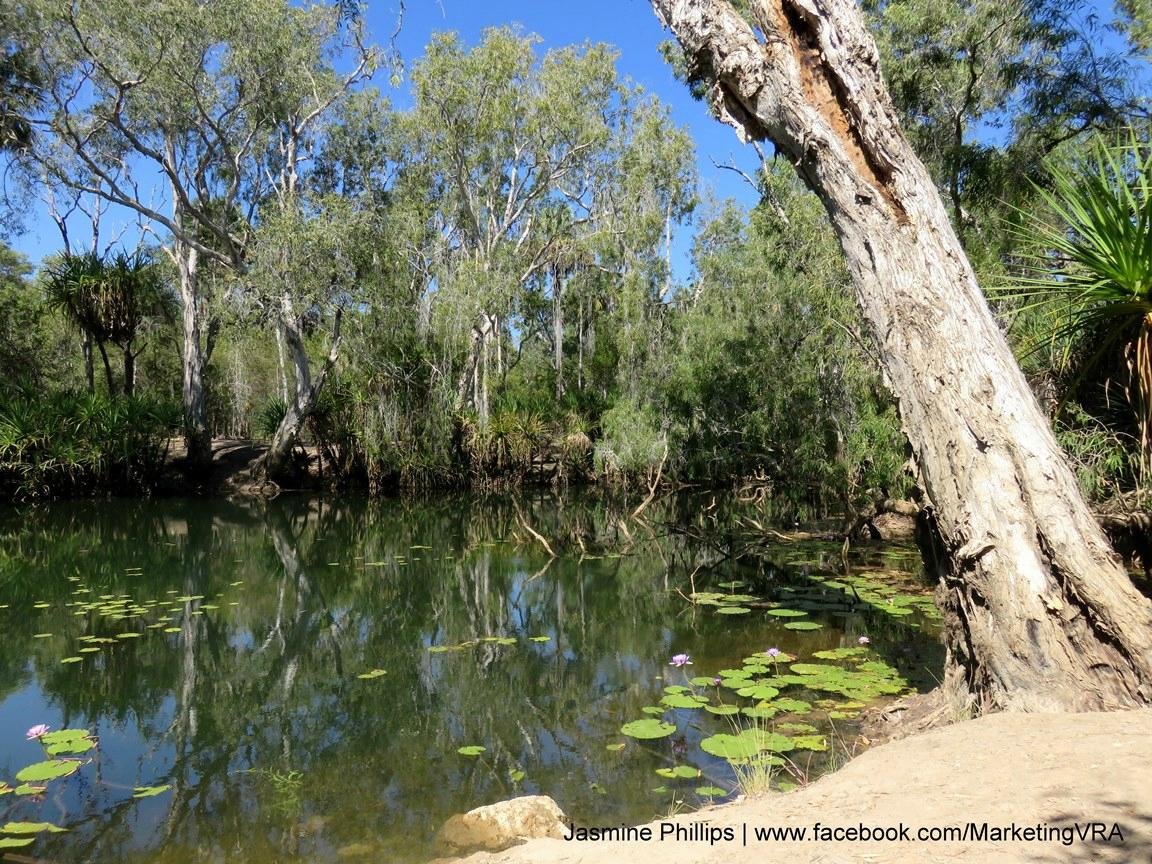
[1000,130,1152,481]
[0,390,179,499]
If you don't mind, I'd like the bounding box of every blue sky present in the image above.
[9,0,763,275]
[9,0,1143,275]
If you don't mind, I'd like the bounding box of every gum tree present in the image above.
[650,0,1152,711]
[20,0,374,468]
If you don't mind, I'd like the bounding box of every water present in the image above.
[0,493,942,862]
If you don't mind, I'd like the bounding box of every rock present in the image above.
[435,795,567,856]
[873,511,917,540]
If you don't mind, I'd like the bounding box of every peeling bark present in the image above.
[651,0,1152,710]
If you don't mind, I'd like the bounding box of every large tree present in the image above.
[650,0,1152,711]
[19,0,374,468]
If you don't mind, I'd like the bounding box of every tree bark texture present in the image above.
[262,299,344,481]
[651,0,1152,710]
[176,242,211,469]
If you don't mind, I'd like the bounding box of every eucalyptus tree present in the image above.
[397,28,694,428]
[650,0,1152,711]
[19,0,376,467]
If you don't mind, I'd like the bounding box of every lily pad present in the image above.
[736,684,780,701]
[1,821,67,834]
[356,669,387,680]
[641,706,667,715]
[704,704,740,715]
[765,608,808,617]
[783,621,823,630]
[605,743,626,752]
[0,838,35,849]
[457,746,486,757]
[715,606,751,615]
[695,786,729,797]
[13,785,45,796]
[15,760,81,783]
[661,693,708,709]
[772,698,813,714]
[529,636,551,642]
[655,765,701,779]
[60,656,83,664]
[741,704,780,719]
[792,735,829,751]
[790,663,839,675]
[133,785,172,798]
[620,719,676,740]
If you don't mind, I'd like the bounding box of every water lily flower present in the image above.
[712,677,723,686]
[669,653,692,667]
[858,635,871,645]
[764,647,781,658]
[26,724,49,740]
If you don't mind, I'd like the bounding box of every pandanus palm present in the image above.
[1008,130,1152,482]
[44,251,171,396]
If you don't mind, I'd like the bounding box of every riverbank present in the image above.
[447,709,1152,864]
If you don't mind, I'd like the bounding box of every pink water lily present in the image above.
[764,647,781,658]
[26,724,50,740]
[858,635,871,645]
[669,653,692,668]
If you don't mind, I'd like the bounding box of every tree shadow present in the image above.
[1025,798,1152,864]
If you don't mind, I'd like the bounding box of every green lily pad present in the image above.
[695,786,729,797]
[741,703,780,719]
[690,676,719,687]
[356,669,387,680]
[704,704,740,715]
[736,684,780,701]
[716,606,751,615]
[655,765,701,779]
[15,761,81,783]
[133,785,172,798]
[13,785,45,796]
[783,621,823,630]
[529,636,551,642]
[765,608,807,617]
[772,698,813,714]
[812,647,869,660]
[791,663,840,675]
[457,746,486,757]
[641,705,667,715]
[717,668,751,680]
[508,768,526,783]
[792,735,828,751]
[605,743,626,752]
[60,656,83,664]
[1,821,67,834]
[45,736,96,756]
[699,733,761,761]
[620,719,676,740]
[0,838,35,849]
[661,693,708,709]
[776,722,818,734]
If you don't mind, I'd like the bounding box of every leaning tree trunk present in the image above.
[651,0,1152,710]
[261,301,344,482]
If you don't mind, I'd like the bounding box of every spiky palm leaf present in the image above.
[1000,129,1152,476]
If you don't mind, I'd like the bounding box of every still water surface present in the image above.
[0,494,941,862]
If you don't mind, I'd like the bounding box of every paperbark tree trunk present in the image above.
[651,0,1152,711]
[176,241,211,469]
[260,298,344,482]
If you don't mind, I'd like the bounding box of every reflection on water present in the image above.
[0,494,942,862]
